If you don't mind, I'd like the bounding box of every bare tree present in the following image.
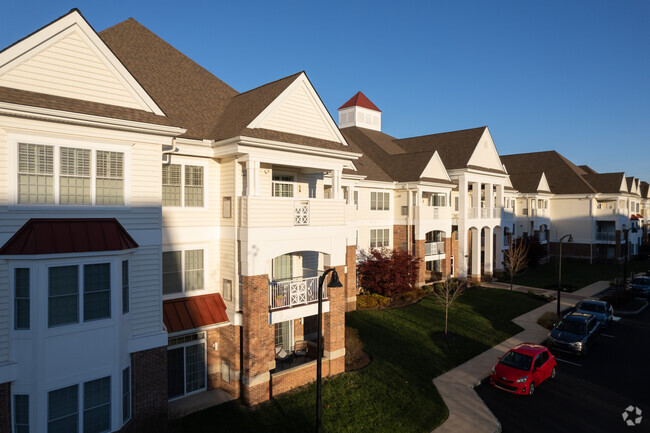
[503,237,529,291]
[433,279,466,334]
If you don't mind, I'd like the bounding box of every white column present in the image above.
[332,169,342,199]
[485,183,494,211]
[246,159,260,196]
[484,227,493,277]
[494,226,503,271]
[472,182,481,209]
[458,177,468,220]
[496,184,504,209]
[471,228,481,279]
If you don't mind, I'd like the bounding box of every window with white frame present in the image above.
[272,174,294,198]
[47,376,112,433]
[14,394,29,433]
[184,166,204,207]
[122,260,129,314]
[370,229,390,248]
[161,163,204,207]
[274,320,293,352]
[162,250,204,295]
[14,268,30,330]
[17,143,124,206]
[48,263,111,327]
[370,191,390,210]
[430,193,447,207]
[122,367,131,424]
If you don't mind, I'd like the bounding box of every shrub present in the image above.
[537,311,558,330]
[356,293,391,309]
[345,327,368,371]
[392,288,426,304]
[357,248,421,297]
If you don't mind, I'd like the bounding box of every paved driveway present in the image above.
[476,307,650,433]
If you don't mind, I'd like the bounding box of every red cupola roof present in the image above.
[338,91,381,112]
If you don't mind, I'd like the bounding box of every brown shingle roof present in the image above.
[507,172,546,193]
[0,86,178,127]
[582,173,626,194]
[578,165,598,174]
[99,18,238,139]
[640,182,649,198]
[501,151,596,195]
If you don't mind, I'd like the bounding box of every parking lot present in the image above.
[476,304,650,433]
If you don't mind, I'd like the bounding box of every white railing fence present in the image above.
[269,276,325,310]
[425,241,445,256]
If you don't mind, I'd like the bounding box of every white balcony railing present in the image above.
[425,241,445,256]
[294,201,309,225]
[414,206,452,221]
[269,276,325,310]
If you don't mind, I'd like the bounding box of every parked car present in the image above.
[627,276,650,297]
[575,300,613,328]
[547,313,600,355]
[489,343,557,396]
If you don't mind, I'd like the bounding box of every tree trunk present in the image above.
[510,273,513,291]
[445,307,448,334]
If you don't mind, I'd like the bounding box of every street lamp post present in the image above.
[622,224,630,286]
[316,268,343,433]
[557,234,573,317]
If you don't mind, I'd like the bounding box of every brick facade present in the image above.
[393,224,408,251]
[0,382,10,433]
[120,346,168,433]
[345,244,357,311]
[206,325,241,398]
[240,274,274,405]
[414,239,425,285]
[323,265,346,377]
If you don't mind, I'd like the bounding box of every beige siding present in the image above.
[259,163,272,196]
[220,158,237,227]
[258,82,339,142]
[0,31,145,110]
[393,191,408,220]
[130,246,164,335]
[220,238,237,283]
[355,187,394,222]
[241,197,345,228]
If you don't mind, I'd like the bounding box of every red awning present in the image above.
[0,218,138,255]
[631,215,639,220]
[163,293,229,333]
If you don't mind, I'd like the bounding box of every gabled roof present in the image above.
[501,151,597,195]
[640,182,649,198]
[0,218,138,255]
[338,91,381,112]
[163,293,229,333]
[507,172,549,194]
[100,18,238,140]
[578,165,598,174]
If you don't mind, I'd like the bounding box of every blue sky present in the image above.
[2,0,648,180]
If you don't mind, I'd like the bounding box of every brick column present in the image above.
[240,274,274,405]
[345,245,357,311]
[393,225,408,251]
[415,239,426,285]
[323,265,346,376]
[207,326,240,398]
[0,382,10,433]
[470,228,481,283]
[442,237,452,278]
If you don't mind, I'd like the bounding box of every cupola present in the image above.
[338,91,381,131]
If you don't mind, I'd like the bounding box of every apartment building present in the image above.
[0,10,358,432]
[501,152,645,262]
[337,92,511,283]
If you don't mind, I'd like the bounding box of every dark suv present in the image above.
[547,313,600,355]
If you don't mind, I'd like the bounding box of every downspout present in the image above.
[162,142,178,164]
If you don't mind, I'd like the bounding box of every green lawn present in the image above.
[178,288,547,433]
[501,255,650,291]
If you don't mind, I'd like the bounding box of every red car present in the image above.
[489,343,556,395]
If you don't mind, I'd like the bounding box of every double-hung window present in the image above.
[47,376,111,433]
[162,250,204,295]
[122,261,129,314]
[370,229,390,248]
[14,394,29,433]
[272,175,294,198]
[14,268,30,330]
[431,193,447,207]
[161,164,204,207]
[48,263,111,327]
[122,367,131,424]
[17,142,124,205]
[370,191,390,210]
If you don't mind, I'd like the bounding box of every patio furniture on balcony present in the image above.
[275,345,293,368]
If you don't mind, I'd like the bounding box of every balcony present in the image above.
[425,241,445,257]
[269,276,325,310]
[470,207,500,219]
[414,206,452,221]
[239,196,345,228]
[595,232,616,242]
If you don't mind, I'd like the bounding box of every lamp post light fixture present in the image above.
[316,268,343,433]
[557,234,573,317]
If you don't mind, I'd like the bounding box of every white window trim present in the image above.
[162,246,207,300]
[162,158,208,209]
[167,332,208,401]
[271,171,297,198]
[8,132,131,208]
[10,264,33,332]
[369,227,391,249]
[370,190,391,211]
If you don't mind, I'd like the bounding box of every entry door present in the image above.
[273,254,293,282]
[168,342,206,399]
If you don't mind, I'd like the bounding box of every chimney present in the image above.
[338,91,381,131]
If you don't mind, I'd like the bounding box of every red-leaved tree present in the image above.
[357,248,421,297]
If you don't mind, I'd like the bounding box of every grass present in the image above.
[501,255,650,291]
[179,288,547,433]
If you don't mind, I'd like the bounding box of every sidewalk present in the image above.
[431,281,610,433]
